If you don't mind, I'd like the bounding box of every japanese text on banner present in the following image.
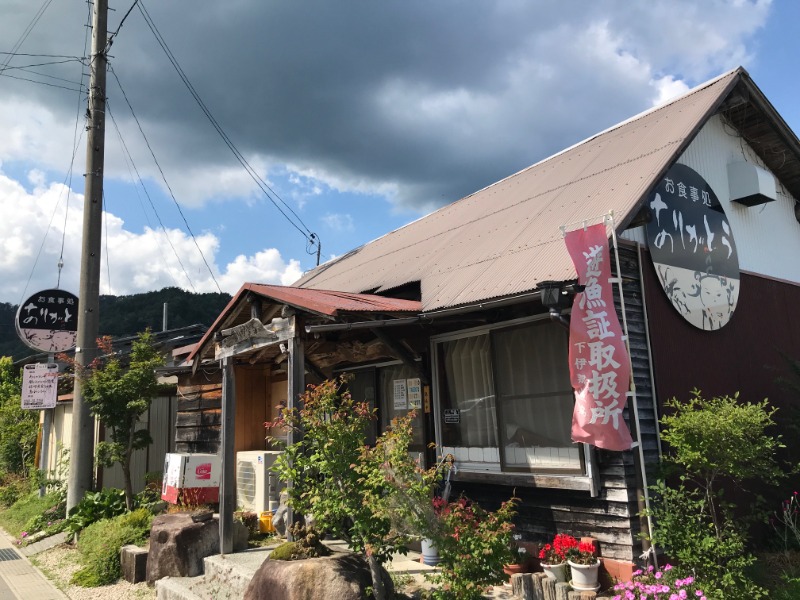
[564,223,633,451]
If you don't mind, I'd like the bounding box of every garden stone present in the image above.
[146,513,248,584]
[120,545,148,583]
[243,551,394,600]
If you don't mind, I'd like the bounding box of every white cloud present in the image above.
[0,170,302,303]
[322,213,355,233]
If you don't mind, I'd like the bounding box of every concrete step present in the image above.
[156,575,243,600]
[203,549,271,596]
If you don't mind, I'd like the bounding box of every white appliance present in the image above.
[236,450,283,513]
[161,452,221,504]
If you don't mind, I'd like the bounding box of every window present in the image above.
[434,317,582,475]
[346,363,425,453]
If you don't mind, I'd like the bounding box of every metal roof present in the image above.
[186,283,421,364]
[295,68,751,311]
[241,284,421,316]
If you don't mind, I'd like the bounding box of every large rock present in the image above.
[244,551,394,600]
[146,512,248,584]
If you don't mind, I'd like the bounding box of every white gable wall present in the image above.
[627,114,800,284]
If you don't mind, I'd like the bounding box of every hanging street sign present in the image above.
[21,363,59,410]
[15,289,79,353]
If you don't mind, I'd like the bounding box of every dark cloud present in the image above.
[0,0,770,211]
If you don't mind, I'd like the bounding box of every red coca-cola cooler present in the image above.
[161,453,221,504]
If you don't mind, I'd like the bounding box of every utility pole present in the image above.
[67,0,108,511]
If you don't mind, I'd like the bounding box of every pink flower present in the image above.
[664,564,673,571]
[655,571,662,579]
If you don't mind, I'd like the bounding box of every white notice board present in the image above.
[21,363,59,410]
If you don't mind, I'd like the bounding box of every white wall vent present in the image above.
[727,161,777,207]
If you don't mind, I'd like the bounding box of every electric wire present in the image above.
[136,1,321,262]
[110,116,183,290]
[0,71,84,93]
[20,0,88,302]
[106,99,198,292]
[0,0,54,76]
[58,0,93,291]
[106,0,139,50]
[108,66,218,292]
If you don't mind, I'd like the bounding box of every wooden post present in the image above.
[67,0,108,513]
[555,582,571,600]
[531,572,545,600]
[285,313,304,539]
[219,356,236,554]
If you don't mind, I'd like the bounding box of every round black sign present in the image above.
[15,288,79,352]
[646,163,739,330]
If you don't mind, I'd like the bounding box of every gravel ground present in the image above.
[30,542,155,600]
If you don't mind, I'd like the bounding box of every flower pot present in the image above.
[541,561,568,582]
[421,538,441,566]
[503,563,527,580]
[568,559,601,592]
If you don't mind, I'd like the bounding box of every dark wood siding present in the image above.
[175,370,223,454]
[641,246,800,459]
[450,242,658,562]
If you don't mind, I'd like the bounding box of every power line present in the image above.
[0,71,84,93]
[106,100,199,292]
[136,0,321,262]
[0,0,55,76]
[108,66,220,293]
[58,0,93,292]
[106,0,139,50]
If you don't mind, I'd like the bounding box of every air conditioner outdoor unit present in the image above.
[236,450,283,514]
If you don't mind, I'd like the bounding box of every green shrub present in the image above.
[427,495,518,600]
[66,488,131,537]
[0,490,62,538]
[646,390,782,600]
[0,472,31,508]
[71,508,152,587]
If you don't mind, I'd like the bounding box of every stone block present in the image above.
[120,545,148,584]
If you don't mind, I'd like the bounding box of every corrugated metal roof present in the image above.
[243,284,421,316]
[186,283,421,363]
[295,68,744,310]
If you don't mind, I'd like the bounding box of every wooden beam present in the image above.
[370,328,430,385]
[219,357,236,555]
[286,314,304,541]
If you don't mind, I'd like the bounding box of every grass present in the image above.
[0,490,61,537]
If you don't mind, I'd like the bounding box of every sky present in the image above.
[0,0,797,306]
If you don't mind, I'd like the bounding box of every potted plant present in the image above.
[503,534,531,579]
[566,540,601,591]
[538,533,576,582]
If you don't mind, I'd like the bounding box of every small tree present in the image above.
[71,331,165,510]
[0,356,38,476]
[646,390,783,599]
[271,376,441,600]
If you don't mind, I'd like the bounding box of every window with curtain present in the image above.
[436,318,582,474]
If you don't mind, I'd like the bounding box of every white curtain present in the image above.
[492,321,576,467]
[440,334,497,448]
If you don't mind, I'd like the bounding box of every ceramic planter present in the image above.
[568,559,601,591]
[541,561,568,582]
[421,538,441,566]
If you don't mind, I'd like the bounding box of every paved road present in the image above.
[0,530,67,600]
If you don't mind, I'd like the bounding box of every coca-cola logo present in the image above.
[195,463,212,480]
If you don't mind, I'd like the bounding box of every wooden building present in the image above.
[185,67,800,563]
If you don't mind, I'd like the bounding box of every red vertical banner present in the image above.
[564,223,633,451]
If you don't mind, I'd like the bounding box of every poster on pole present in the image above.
[21,363,59,410]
